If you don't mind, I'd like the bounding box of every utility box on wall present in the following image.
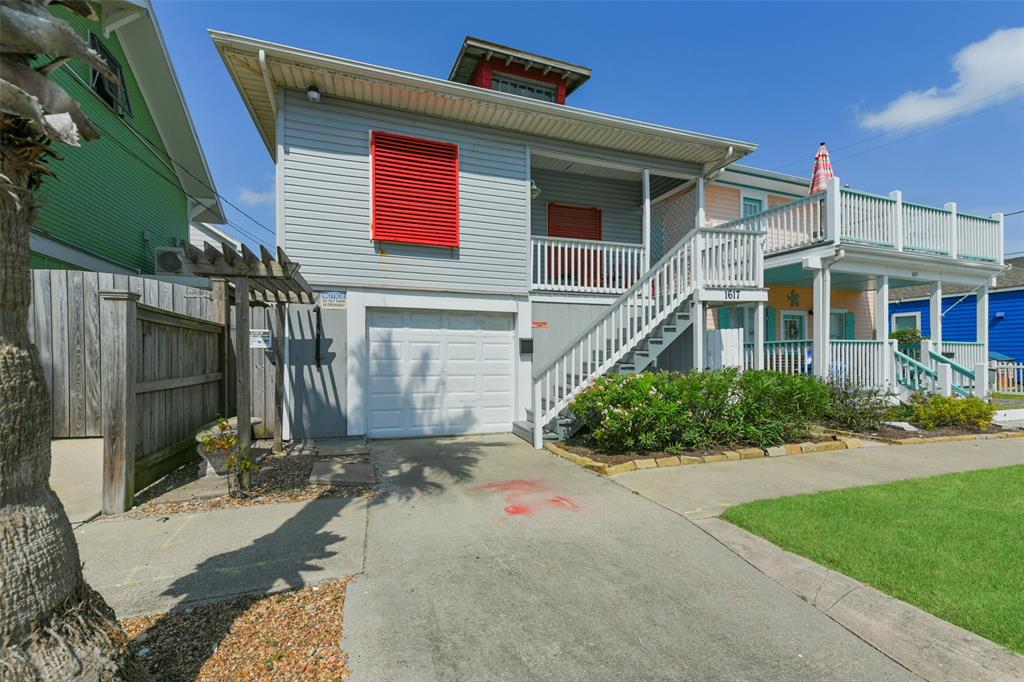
[705,328,745,370]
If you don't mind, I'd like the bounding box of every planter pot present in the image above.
[196,443,237,476]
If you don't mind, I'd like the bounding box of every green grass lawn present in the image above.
[722,465,1024,653]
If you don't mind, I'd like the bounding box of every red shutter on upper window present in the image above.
[371,131,459,247]
[547,203,602,240]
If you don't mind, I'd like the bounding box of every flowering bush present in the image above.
[571,369,829,452]
[911,394,995,431]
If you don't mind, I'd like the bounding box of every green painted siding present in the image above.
[33,7,188,274]
[31,253,81,270]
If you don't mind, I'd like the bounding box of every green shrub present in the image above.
[822,379,889,432]
[911,394,996,431]
[889,328,925,345]
[571,369,828,452]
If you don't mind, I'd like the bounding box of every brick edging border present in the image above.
[821,427,1024,446]
[545,436,864,477]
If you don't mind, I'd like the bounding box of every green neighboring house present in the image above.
[32,0,224,274]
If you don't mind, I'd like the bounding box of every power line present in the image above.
[770,84,1024,172]
[60,64,275,236]
[1004,209,1024,217]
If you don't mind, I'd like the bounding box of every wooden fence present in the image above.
[101,292,226,512]
[28,269,278,440]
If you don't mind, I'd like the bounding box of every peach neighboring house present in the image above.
[211,33,1005,447]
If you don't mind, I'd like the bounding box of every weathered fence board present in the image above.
[30,269,277,441]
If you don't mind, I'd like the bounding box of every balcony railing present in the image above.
[729,177,1003,263]
[530,236,644,294]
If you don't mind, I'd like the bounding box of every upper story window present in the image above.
[371,131,460,248]
[89,34,131,117]
[742,197,763,217]
[491,74,557,102]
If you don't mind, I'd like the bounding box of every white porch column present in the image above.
[692,300,704,371]
[826,176,842,244]
[875,275,890,340]
[945,201,958,259]
[696,175,706,228]
[889,190,903,252]
[929,280,943,349]
[754,301,765,370]
[977,284,989,370]
[642,168,651,271]
[812,264,832,377]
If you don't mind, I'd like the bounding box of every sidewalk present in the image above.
[615,438,1024,519]
[76,495,368,618]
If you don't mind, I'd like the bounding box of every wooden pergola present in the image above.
[181,240,314,455]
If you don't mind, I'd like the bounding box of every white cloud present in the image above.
[238,186,274,206]
[859,27,1024,132]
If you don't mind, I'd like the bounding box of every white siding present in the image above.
[530,168,641,244]
[281,91,530,294]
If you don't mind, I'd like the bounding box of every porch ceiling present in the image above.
[531,153,640,181]
[764,264,919,291]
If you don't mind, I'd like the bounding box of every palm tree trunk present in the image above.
[0,145,138,679]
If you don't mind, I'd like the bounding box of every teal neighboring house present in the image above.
[32,0,224,274]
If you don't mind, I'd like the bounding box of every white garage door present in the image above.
[367,309,515,438]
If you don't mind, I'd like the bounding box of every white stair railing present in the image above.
[531,226,765,447]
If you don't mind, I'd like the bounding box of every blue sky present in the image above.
[153,1,1024,253]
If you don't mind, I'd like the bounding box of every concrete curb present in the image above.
[695,518,1024,682]
[545,437,865,477]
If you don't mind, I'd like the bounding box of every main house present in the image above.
[212,33,1005,446]
[33,0,223,274]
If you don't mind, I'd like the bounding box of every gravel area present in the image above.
[125,445,375,518]
[122,579,350,681]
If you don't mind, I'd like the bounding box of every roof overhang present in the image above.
[721,164,810,196]
[448,36,591,94]
[100,1,224,223]
[209,31,757,170]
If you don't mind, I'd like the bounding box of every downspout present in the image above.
[259,49,277,119]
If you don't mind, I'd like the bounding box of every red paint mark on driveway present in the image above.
[473,479,578,517]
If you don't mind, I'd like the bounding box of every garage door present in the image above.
[367,309,515,437]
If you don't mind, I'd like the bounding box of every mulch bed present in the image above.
[124,446,375,518]
[121,579,350,681]
[863,424,1009,442]
[557,432,835,464]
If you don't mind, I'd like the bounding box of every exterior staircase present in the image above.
[516,225,765,448]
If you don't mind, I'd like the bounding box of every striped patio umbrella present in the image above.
[809,142,834,194]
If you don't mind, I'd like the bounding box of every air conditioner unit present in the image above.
[154,247,187,275]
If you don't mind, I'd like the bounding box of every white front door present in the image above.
[366,309,515,438]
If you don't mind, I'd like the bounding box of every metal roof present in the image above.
[209,31,757,168]
[890,257,1021,300]
[448,36,592,94]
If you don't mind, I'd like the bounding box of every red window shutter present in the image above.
[371,131,459,247]
[547,203,602,240]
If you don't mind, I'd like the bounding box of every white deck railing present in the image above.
[956,214,1002,262]
[840,190,897,247]
[830,340,888,388]
[723,178,1002,264]
[941,341,985,371]
[700,228,763,288]
[739,192,826,253]
[530,236,644,294]
[757,340,813,375]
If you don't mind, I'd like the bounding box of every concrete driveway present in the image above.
[615,438,1024,520]
[343,434,912,681]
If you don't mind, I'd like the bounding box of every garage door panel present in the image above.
[366,309,514,437]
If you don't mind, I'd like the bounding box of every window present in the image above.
[371,131,460,247]
[742,197,763,217]
[782,311,807,340]
[491,74,557,102]
[89,34,131,116]
[547,203,602,240]
[892,312,921,332]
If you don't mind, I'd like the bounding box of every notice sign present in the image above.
[319,291,347,310]
[249,329,272,349]
[532,320,549,329]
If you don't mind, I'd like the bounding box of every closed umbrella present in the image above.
[809,142,834,194]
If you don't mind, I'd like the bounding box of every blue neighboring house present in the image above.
[889,256,1024,362]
